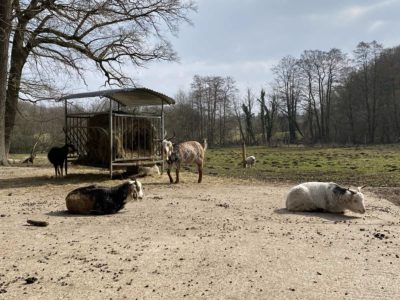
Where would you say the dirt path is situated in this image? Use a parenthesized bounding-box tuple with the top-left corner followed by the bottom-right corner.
(1, 166, 400, 299)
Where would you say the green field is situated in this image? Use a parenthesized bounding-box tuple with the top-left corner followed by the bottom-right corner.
(203, 145, 400, 187)
(8, 145, 400, 187)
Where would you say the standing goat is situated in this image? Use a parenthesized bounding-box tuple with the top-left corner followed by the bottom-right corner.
(162, 134, 207, 184)
(245, 155, 256, 168)
(285, 182, 366, 214)
(47, 144, 76, 178)
(66, 180, 143, 214)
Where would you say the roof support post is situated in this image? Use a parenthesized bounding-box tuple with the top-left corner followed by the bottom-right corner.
(109, 98, 113, 178)
(161, 101, 164, 173)
(64, 99, 68, 175)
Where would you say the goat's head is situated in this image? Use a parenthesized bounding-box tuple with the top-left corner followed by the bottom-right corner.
(346, 187, 366, 214)
(333, 184, 366, 214)
(128, 179, 144, 201)
(161, 131, 175, 159)
(162, 139, 173, 158)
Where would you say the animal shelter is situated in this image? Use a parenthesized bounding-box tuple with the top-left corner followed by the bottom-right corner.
(59, 88, 175, 177)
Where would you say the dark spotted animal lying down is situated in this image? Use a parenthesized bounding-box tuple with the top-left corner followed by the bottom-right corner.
(66, 180, 143, 214)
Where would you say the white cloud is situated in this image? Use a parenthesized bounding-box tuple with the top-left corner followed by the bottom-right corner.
(341, 5, 369, 19)
(368, 20, 385, 32)
(339, 0, 397, 21)
(133, 59, 277, 98)
(66, 0, 400, 100)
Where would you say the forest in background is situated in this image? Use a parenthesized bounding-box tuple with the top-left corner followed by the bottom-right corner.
(10, 41, 400, 153)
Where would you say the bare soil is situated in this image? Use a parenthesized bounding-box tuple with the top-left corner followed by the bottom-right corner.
(1, 166, 400, 299)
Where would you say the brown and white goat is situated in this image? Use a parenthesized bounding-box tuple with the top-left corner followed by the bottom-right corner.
(162, 136, 207, 184)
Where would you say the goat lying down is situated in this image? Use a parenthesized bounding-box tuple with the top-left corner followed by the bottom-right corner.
(285, 182, 366, 214)
(66, 180, 143, 215)
(163, 138, 207, 184)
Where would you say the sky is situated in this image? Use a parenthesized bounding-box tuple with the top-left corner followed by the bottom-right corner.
(81, 0, 400, 100)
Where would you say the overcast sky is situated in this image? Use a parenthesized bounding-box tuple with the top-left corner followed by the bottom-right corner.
(83, 0, 400, 100)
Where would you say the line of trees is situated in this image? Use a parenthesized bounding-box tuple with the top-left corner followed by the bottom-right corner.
(5, 39, 400, 153)
(164, 41, 400, 146)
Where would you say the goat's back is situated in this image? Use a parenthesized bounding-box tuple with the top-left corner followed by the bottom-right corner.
(175, 141, 205, 163)
(47, 145, 68, 165)
(66, 185, 98, 214)
(286, 182, 331, 211)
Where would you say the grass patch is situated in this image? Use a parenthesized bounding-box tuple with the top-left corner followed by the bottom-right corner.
(203, 145, 400, 187)
(8, 146, 400, 187)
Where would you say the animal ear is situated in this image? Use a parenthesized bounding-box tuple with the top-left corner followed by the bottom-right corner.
(333, 185, 347, 195)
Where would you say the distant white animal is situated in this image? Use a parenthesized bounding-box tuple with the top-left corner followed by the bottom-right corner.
(285, 182, 366, 214)
(245, 155, 256, 168)
(138, 165, 160, 177)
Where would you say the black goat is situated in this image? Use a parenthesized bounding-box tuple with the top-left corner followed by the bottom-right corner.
(47, 144, 76, 178)
(65, 180, 144, 215)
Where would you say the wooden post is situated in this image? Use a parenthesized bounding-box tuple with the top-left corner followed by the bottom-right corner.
(242, 141, 246, 168)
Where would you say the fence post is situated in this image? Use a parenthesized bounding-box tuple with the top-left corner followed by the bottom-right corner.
(242, 142, 246, 168)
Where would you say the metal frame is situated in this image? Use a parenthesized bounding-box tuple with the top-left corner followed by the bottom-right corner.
(61, 88, 171, 178)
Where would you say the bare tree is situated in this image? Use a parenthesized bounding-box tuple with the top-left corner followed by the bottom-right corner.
(354, 41, 383, 143)
(298, 49, 346, 142)
(219, 76, 237, 145)
(233, 97, 245, 143)
(272, 56, 302, 144)
(0, 0, 12, 164)
(189, 75, 237, 146)
(241, 88, 256, 145)
(1, 0, 196, 161)
(258, 88, 278, 145)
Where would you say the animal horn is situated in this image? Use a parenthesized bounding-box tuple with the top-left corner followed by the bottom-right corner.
(358, 185, 367, 192)
(166, 131, 176, 141)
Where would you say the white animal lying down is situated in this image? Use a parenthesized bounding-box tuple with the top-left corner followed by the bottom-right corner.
(286, 182, 366, 214)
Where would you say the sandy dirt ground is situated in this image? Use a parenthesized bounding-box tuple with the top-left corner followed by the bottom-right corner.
(1, 165, 400, 299)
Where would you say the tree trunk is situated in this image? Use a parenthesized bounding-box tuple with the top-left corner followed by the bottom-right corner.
(0, 0, 11, 164)
(5, 53, 27, 155)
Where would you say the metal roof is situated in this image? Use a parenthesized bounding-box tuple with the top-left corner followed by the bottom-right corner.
(59, 87, 175, 106)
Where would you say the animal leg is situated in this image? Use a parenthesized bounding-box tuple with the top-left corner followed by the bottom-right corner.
(64, 159, 68, 176)
(175, 168, 180, 184)
(167, 168, 173, 183)
(54, 166, 58, 178)
(197, 164, 203, 183)
(60, 162, 64, 177)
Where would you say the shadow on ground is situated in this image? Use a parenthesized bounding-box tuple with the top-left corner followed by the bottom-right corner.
(45, 210, 128, 218)
(274, 208, 361, 221)
(0, 173, 110, 190)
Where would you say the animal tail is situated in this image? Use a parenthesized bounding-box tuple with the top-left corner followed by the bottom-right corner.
(202, 138, 208, 152)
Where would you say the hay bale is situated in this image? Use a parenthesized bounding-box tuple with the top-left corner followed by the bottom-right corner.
(85, 113, 155, 166)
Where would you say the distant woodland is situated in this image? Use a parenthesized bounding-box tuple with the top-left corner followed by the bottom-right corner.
(11, 41, 400, 153)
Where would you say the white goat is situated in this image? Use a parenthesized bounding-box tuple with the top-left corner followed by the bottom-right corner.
(162, 136, 207, 184)
(245, 155, 256, 168)
(138, 165, 160, 177)
(285, 182, 366, 214)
